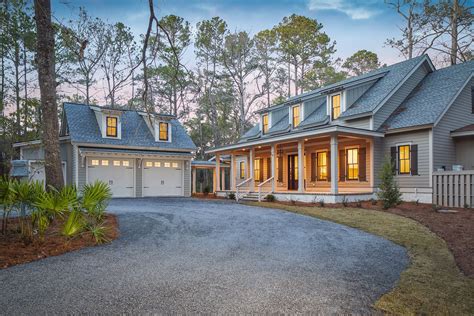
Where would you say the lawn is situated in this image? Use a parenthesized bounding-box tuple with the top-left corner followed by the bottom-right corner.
(246, 202, 474, 315)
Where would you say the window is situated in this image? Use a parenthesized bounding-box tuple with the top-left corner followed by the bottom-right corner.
(254, 159, 261, 181)
(172, 162, 179, 168)
(145, 161, 153, 167)
(106, 116, 118, 137)
(113, 160, 121, 166)
(101, 160, 109, 166)
(154, 162, 161, 167)
(91, 159, 99, 166)
(331, 94, 341, 120)
(239, 161, 245, 179)
(159, 122, 169, 141)
(164, 162, 171, 168)
(262, 114, 269, 134)
(398, 145, 411, 174)
(122, 161, 130, 167)
(346, 148, 358, 180)
(294, 155, 298, 181)
(317, 151, 328, 181)
(292, 106, 300, 127)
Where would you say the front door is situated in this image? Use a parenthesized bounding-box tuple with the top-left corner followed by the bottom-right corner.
(287, 154, 298, 190)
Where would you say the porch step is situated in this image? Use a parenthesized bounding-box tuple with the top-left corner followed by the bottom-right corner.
(238, 192, 268, 201)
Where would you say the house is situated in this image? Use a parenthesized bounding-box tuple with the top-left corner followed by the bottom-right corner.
(207, 55, 474, 204)
(13, 103, 196, 198)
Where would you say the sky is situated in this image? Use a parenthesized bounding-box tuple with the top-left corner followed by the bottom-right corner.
(52, 0, 406, 66)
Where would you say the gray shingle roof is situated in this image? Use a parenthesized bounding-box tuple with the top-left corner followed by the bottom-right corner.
(64, 103, 196, 150)
(381, 61, 474, 131)
(340, 55, 427, 118)
(239, 124, 260, 141)
(267, 114, 290, 134)
(299, 101, 328, 127)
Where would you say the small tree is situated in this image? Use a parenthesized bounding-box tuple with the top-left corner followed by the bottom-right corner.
(377, 157, 402, 209)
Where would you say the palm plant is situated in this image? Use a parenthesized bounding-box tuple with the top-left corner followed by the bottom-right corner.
(62, 209, 85, 238)
(12, 180, 45, 240)
(86, 224, 109, 244)
(0, 177, 17, 234)
(80, 181, 112, 222)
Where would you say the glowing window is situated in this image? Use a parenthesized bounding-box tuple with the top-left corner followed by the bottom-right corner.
(101, 160, 109, 166)
(122, 161, 130, 167)
(164, 162, 171, 168)
(331, 94, 341, 120)
(346, 148, 359, 180)
(106, 116, 118, 137)
(159, 122, 169, 141)
(398, 145, 411, 174)
(113, 160, 120, 166)
(172, 162, 179, 168)
(292, 106, 300, 127)
(91, 159, 99, 166)
(254, 159, 261, 181)
(317, 151, 328, 181)
(294, 155, 298, 181)
(262, 114, 269, 134)
(154, 162, 161, 167)
(145, 161, 153, 167)
(239, 161, 245, 179)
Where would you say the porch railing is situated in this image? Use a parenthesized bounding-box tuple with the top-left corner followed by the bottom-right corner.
(433, 170, 474, 207)
(258, 176, 274, 202)
(236, 177, 252, 202)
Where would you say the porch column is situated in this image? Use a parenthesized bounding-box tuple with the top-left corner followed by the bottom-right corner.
(271, 144, 276, 192)
(215, 153, 221, 192)
(249, 147, 254, 189)
(192, 168, 197, 194)
(221, 168, 226, 191)
(330, 134, 339, 194)
(230, 153, 236, 190)
(298, 140, 305, 193)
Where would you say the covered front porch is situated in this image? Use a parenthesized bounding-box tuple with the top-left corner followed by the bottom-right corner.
(208, 126, 382, 203)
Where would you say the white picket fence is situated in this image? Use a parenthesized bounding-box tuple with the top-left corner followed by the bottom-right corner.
(433, 170, 474, 208)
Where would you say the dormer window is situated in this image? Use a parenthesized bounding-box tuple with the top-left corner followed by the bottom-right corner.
(106, 116, 118, 137)
(292, 105, 300, 127)
(262, 114, 269, 134)
(331, 94, 341, 120)
(159, 122, 169, 141)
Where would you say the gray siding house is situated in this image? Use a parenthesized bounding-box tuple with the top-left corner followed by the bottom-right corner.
(208, 55, 474, 204)
(14, 103, 196, 198)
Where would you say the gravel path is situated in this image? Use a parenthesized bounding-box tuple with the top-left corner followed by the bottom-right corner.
(0, 198, 408, 314)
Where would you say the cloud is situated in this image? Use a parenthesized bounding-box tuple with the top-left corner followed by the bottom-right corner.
(308, 0, 382, 20)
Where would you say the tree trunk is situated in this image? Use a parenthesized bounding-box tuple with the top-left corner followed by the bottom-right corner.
(287, 62, 291, 97)
(14, 43, 21, 137)
(34, 0, 63, 189)
(23, 42, 28, 135)
(407, 8, 413, 59)
(450, 0, 459, 65)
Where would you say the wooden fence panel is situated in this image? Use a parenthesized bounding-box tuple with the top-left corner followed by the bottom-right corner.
(433, 171, 474, 208)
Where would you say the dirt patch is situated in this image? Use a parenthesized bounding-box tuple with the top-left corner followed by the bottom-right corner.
(0, 214, 119, 269)
(273, 199, 474, 278)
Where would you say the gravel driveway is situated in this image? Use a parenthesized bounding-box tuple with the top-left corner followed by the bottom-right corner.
(0, 198, 408, 314)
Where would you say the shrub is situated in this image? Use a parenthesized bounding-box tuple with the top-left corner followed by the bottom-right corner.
(228, 192, 235, 200)
(319, 199, 325, 207)
(377, 157, 402, 209)
(81, 181, 112, 221)
(265, 194, 276, 202)
(86, 224, 109, 244)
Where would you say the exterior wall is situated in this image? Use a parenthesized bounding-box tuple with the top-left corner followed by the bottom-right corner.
(78, 153, 86, 190)
(433, 77, 474, 170)
(383, 129, 431, 189)
(373, 62, 430, 130)
(135, 158, 142, 197)
(339, 117, 371, 129)
(21, 146, 44, 160)
(455, 137, 474, 170)
(303, 96, 325, 119)
(270, 107, 287, 126)
(372, 137, 384, 187)
(183, 159, 192, 197)
(345, 79, 377, 108)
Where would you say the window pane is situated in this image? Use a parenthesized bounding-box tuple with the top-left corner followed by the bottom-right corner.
(346, 148, 359, 180)
(159, 122, 169, 141)
(101, 160, 109, 166)
(113, 160, 120, 166)
(398, 145, 411, 174)
(91, 159, 99, 166)
(106, 117, 117, 137)
(294, 155, 298, 181)
(154, 162, 161, 167)
(317, 151, 328, 180)
(240, 161, 245, 179)
(292, 106, 300, 127)
(254, 159, 260, 181)
(122, 161, 129, 167)
(263, 114, 269, 133)
(172, 162, 178, 168)
(164, 162, 171, 168)
(145, 161, 153, 167)
(332, 95, 341, 119)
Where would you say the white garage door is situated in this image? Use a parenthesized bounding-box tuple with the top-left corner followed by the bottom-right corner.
(142, 159, 183, 197)
(87, 158, 134, 198)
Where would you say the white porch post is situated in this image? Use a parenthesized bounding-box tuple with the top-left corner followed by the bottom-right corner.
(330, 134, 339, 194)
(271, 144, 276, 192)
(192, 168, 197, 194)
(230, 153, 236, 190)
(215, 153, 221, 192)
(298, 140, 304, 193)
(249, 148, 254, 189)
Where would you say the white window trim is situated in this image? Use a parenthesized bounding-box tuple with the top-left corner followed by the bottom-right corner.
(102, 115, 122, 139)
(291, 104, 301, 128)
(327, 92, 344, 121)
(155, 121, 172, 143)
(315, 149, 329, 182)
(344, 145, 360, 182)
(395, 142, 413, 176)
(261, 113, 271, 133)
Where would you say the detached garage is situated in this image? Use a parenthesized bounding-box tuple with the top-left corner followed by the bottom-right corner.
(142, 159, 183, 196)
(87, 158, 135, 198)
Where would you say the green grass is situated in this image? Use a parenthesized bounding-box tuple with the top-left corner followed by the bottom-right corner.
(245, 202, 474, 315)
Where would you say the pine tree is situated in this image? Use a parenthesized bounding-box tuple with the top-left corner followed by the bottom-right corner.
(377, 157, 402, 209)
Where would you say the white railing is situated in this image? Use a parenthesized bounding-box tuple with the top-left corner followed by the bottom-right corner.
(257, 177, 274, 202)
(433, 170, 474, 207)
(236, 177, 252, 202)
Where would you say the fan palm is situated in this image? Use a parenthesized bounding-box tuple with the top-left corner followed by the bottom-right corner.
(0, 177, 17, 234)
(80, 181, 112, 222)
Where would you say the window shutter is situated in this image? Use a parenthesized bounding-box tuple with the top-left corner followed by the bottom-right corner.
(327, 151, 331, 182)
(390, 146, 397, 174)
(311, 153, 316, 181)
(278, 156, 283, 182)
(259, 158, 264, 182)
(411, 144, 418, 175)
(339, 149, 345, 181)
(266, 157, 271, 179)
(359, 147, 367, 181)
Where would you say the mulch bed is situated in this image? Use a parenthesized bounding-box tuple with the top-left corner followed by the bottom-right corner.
(274, 199, 474, 278)
(0, 214, 119, 269)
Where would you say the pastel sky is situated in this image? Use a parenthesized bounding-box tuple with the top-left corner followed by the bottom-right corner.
(53, 0, 406, 65)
